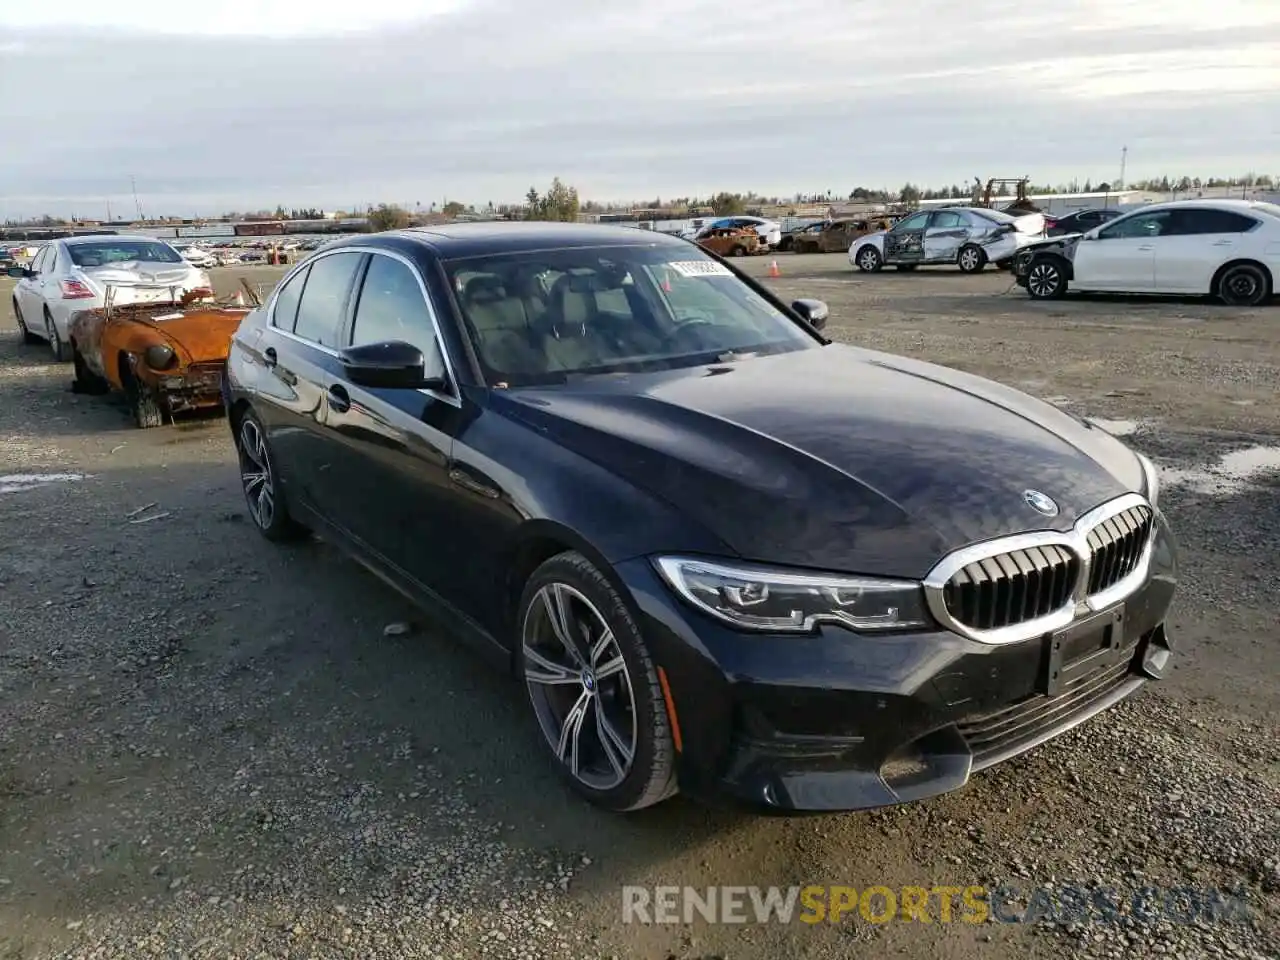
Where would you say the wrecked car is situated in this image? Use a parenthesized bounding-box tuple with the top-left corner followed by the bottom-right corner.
(849, 206, 1046, 273)
(695, 226, 760, 258)
(789, 218, 894, 254)
(67, 286, 257, 428)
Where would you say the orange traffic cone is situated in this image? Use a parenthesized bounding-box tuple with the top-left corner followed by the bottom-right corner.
(661, 270, 672, 293)
(233, 290, 245, 306)
(768, 260, 781, 278)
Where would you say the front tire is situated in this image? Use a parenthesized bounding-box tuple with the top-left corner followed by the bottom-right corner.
(1216, 263, 1271, 306)
(518, 551, 677, 812)
(957, 244, 987, 274)
(854, 246, 882, 272)
(1026, 256, 1069, 300)
(125, 373, 165, 428)
(72, 344, 109, 394)
(44, 309, 69, 361)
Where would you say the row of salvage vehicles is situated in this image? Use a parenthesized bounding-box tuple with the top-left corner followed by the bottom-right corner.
(7, 234, 257, 428)
(828, 199, 1278, 305)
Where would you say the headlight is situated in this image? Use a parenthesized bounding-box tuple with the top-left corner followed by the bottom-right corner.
(1135, 451, 1159, 506)
(653, 556, 931, 634)
(143, 344, 177, 370)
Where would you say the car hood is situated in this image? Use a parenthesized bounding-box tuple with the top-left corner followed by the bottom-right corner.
(498, 345, 1143, 578)
(852, 231, 887, 252)
(128, 308, 247, 363)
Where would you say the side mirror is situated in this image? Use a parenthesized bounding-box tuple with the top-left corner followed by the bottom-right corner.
(339, 339, 448, 391)
(792, 298, 829, 331)
(6, 266, 30, 279)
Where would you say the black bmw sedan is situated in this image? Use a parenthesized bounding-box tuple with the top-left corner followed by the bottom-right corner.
(222, 222, 1177, 814)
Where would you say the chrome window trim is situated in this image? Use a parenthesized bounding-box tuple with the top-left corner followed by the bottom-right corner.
(922, 492, 1154, 646)
(266, 246, 462, 409)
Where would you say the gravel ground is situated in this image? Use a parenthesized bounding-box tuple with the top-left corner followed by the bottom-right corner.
(0, 259, 1276, 960)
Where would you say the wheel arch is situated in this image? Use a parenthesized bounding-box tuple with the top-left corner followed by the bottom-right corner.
(504, 519, 627, 664)
(227, 397, 254, 441)
(1031, 250, 1074, 280)
(1210, 258, 1273, 297)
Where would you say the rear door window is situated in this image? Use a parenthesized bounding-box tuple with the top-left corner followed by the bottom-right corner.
(1171, 209, 1258, 235)
(271, 265, 310, 332)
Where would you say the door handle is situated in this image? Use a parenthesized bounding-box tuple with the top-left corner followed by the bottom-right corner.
(327, 384, 351, 414)
(1137, 245, 1154, 251)
(1211, 239, 1234, 246)
(262, 346, 277, 367)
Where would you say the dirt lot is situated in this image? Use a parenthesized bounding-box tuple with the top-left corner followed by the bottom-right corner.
(1, 256, 1277, 960)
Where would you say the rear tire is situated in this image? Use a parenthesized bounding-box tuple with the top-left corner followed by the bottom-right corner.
(518, 551, 677, 812)
(957, 244, 987, 274)
(1025, 256, 1069, 300)
(1216, 262, 1271, 306)
(44, 309, 69, 361)
(854, 246, 882, 272)
(730, 245, 747, 257)
(14, 299, 40, 345)
(236, 409, 308, 541)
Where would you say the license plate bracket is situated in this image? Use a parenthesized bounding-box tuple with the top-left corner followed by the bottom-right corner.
(1040, 605, 1127, 696)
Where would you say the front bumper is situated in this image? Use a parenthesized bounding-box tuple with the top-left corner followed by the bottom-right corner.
(154, 362, 226, 413)
(617, 513, 1178, 813)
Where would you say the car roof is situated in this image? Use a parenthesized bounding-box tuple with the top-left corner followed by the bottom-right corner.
(320, 221, 695, 260)
(1116, 198, 1266, 215)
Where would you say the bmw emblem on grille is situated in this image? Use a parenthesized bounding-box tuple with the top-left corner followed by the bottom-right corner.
(1023, 489, 1059, 517)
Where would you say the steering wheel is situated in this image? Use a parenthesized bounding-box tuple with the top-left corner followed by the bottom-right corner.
(661, 315, 718, 349)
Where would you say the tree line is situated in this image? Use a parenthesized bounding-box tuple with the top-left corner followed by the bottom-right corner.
(8, 172, 1277, 229)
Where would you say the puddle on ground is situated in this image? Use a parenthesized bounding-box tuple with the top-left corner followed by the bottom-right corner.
(0, 473, 88, 495)
(1085, 417, 1144, 436)
(1160, 445, 1280, 496)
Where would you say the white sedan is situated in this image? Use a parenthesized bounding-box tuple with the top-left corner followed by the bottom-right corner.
(849, 206, 1046, 273)
(1014, 199, 1280, 306)
(7, 236, 213, 360)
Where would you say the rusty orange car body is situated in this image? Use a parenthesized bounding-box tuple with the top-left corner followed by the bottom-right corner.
(696, 226, 760, 258)
(68, 297, 252, 428)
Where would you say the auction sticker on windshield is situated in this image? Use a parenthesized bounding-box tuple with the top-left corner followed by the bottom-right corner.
(668, 260, 733, 278)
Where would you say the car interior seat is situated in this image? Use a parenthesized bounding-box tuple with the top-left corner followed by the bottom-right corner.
(462, 274, 542, 375)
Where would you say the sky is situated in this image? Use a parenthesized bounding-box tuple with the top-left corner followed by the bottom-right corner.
(1, 0, 1279, 219)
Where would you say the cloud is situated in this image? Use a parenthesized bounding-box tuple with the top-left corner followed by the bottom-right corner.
(2, 0, 1278, 217)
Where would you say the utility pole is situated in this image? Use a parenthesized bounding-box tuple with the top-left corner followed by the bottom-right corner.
(131, 176, 143, 221)
(106, 199, 112, 222)
(1119, 146, 1128, 190)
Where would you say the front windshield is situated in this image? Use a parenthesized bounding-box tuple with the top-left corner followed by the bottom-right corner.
(443, 245, 820, 386)
(68, 241, 184, 267)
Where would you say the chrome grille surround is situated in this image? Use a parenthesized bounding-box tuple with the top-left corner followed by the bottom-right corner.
(922, 493, 1156, 645)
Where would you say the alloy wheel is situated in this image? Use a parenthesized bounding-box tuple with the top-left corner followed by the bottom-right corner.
(238, 417, 276, 529)
(522, 582, 638, 791)
(1028, 262, 1062, 298)
(857, 248, 880, 271)
(959, 247, 982, 272)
